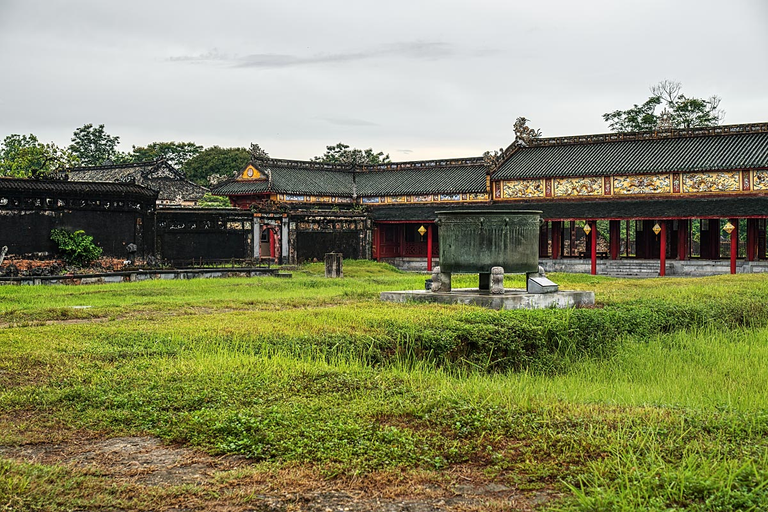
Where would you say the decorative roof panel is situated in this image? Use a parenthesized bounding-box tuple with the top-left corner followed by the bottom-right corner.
(492, 131, 768, 180)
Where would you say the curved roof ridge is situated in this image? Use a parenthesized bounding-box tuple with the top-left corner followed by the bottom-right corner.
(361, 156, 484, 172)
(527, 122, 768, 148)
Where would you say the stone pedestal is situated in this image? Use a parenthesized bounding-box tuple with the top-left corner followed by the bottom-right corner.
(490, 266, 504, 294)
(430, 266, 451, 292)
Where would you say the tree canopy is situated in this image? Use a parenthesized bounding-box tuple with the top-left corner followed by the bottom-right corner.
(182, 146, 251, 186)
(603, 80, 725, 132)
(68, 124, 126, 166)
(0, 134, 75, 178)
(130, 141, 203, 168)
(312, 143, 390, 166)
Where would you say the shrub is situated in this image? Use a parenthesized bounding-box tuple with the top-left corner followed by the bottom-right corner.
(50, 228, 103, 267)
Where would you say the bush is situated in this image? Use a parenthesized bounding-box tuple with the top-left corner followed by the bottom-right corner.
(50, 228, 103, 267)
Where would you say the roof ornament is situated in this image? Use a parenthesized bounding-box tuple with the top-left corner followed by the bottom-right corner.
(656, 108, 674, 131)
(513, 117, 542, 147)
(482, 149, 503, 169)
(249, 143, 270, 162)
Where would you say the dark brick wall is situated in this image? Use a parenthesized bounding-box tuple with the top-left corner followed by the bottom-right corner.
(155, 209, 253, 264)
(296, 231, 362, 262)
(0, 180, 156, 258)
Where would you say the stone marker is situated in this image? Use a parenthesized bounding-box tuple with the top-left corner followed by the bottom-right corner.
(325, 252, 343, 278)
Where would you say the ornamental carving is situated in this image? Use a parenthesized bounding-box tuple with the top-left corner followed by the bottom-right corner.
(502, 179, 544, 199)
(682, 171, 740, 193)
(554, 177, 603, 196)
(613, 174, 671, 195)
(752, 171, 768, 190)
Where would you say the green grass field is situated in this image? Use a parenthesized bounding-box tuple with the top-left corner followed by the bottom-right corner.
(2, 261, 768, 510)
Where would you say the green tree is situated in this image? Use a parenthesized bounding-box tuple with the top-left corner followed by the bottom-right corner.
(198, 192, 231, 208)
(603, 80, 724, 132)
(312, 143, 390, 165)
(130, 141, 203, 168)
(50, 228, 103, 267)
(0, 134, 75, 178)
(182, 146, 251, 186)
(68, 124, 127, 166)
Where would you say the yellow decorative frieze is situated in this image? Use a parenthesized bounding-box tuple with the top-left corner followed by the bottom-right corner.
(501, 179, 545, 199)
(613, 174, 671, 195)
(554, 177, 603, 196)
(277, 194, 352, 203)
(752, 170, 768, 190)
(682, 171, 740, 193)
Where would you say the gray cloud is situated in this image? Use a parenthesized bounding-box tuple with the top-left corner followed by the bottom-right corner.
(1, 0, 766, 161)
(167, 48, 231, 63)
(168, 41, 457, 69)
(397, 149, 413, 154)
(235, 42, 455, 69)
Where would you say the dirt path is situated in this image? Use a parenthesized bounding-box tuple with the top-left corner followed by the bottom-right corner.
(0, 436, 556, 511)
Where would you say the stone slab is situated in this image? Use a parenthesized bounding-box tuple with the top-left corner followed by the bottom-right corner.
(380, 288, 594, 310)
(0, 268, 291, 286)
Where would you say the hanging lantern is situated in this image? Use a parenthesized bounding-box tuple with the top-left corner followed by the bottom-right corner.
(723, 221, 735, 234)
(652, 223, 662, 235)
(583, 223, 592, 235)
(418, 225, 427, 237)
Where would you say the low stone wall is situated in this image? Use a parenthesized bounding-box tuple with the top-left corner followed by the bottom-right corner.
(541, 258, 768, 276)
(380, 257, 439, 271)
(0, 268, 291, 286)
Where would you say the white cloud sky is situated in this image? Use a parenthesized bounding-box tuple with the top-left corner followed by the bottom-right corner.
(1, 0, 766, 161)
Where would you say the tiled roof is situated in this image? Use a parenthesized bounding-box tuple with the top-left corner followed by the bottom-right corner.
(0, 177, 158, 200)
(269, 161, 355, 196)
(357, 159, 486, 196)
(211, 180, 272, 196)
(65, 160, 208, 202)
(212, 157, 486, 197)
(492, 128, 768, 180)
(370, 195, 768, 221)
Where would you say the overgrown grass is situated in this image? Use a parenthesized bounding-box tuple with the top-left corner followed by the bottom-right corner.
(2, 260, 768, 510)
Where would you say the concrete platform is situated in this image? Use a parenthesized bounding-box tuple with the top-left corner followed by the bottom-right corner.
(380, 288, 595, 310)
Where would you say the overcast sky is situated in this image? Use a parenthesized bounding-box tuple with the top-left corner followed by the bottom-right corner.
(1, 0, 766, 161)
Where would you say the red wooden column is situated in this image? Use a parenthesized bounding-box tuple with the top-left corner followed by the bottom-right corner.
(590, 220, 597, 276)
(426, 224, 433, 271)
(730, 218, 738, 274)
(677, 219, 689, 260)
(268, 229, 276, 259)
(551, 221, 562, 259)
(659, 221, 667, 277)
(747, 218, 757, 262)
(609, 220, 620, 260)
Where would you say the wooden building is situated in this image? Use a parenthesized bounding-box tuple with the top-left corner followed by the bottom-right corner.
(213, 123, 768, 275)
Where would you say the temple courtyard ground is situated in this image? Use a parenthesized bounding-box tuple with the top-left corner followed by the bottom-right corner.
(2, 262, 768, 511)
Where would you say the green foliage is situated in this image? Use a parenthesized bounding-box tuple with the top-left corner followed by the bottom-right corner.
(0, 134, 75, 178)
(4, 268, 768, 509)
(602, 96, 663, 132)
(49, 228, 103, 267)
(603, 80, 724, 132)
(130, 141, 203, 169)
(197, 192, 231, 208)
(68, 123, 127, 166)
(182, 146, 251, 186)
(312, 142, 390, 166)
